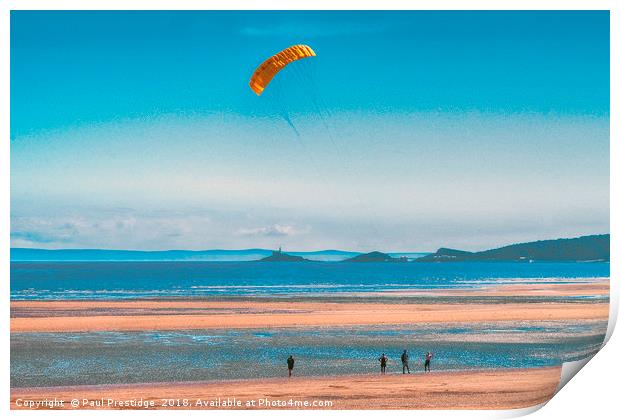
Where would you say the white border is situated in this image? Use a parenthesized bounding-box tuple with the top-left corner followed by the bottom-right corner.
(2, 2, 616, 420)
(0, 0, 617, 10)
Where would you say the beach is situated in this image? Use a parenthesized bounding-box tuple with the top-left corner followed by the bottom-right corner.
(10, 275, 609, 409)
(11, 281, 609, 333)
(11, 366, 561, 410)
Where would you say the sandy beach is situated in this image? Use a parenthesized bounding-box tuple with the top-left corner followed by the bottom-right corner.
(10, 280, 605, 410)
(10, 298, 609, 333)
(11, 366, 561, 410)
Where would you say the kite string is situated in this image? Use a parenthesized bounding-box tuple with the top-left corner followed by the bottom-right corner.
(268, 76, 302, 137)
(291, 60, 381, 248)
(293, 61, 384, 249)
(266, 67, 337, 200)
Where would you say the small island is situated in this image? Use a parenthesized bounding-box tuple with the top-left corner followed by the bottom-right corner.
(259, 247, 308, 262)
(343, 251, 406, 263)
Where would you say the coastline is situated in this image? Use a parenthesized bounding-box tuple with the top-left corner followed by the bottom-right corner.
(11, 280, 606, 408)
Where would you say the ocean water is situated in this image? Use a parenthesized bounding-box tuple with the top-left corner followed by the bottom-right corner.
(10, 261, 610, 300)
(11, 322, 607, 387)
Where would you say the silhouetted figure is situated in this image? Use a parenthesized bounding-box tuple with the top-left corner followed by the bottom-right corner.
(379, 353, 388, 374)
(287, 355, 295, 377)
(401, 350, 410, 374)
(424, 352, 433, 372)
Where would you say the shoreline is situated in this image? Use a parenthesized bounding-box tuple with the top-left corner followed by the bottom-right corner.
(11, 366, 562, 410)
(10, 278, 609, 301)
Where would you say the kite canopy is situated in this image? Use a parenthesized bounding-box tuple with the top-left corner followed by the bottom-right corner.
(249, 44, 316, 96)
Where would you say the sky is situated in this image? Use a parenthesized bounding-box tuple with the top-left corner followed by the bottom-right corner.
(10, 11, 610, 252)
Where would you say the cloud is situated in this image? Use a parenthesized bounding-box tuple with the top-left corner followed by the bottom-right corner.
(10, 211, 203, 250)
(236, 224, 309, 237)
(11, 231, 64, 245)
(10, 207, 320, 250)
(10, 217, 84, 246)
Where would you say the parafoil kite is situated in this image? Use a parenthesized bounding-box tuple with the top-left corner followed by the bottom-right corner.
(249, 45, 316, 95)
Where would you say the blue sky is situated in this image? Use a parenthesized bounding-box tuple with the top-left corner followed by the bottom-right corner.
(10, 11, 610, 251)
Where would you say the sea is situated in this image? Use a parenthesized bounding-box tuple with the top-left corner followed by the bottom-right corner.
(10, 261, 610, 300)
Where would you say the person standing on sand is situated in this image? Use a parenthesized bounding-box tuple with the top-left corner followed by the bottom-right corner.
(379, 353, 388, 374)
(401, 350, 410, 374)
(287, 355, 295, 377)
(424, 352, 433, 372)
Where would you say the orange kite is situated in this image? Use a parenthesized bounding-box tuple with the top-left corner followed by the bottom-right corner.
(249, 45, 316, 95)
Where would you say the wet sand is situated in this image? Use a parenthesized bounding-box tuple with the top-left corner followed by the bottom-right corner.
(377, 280, 609, 297)
(11, 281, 609, 332)
(10, 298, 609, 333)
(10, 366, 561, 410)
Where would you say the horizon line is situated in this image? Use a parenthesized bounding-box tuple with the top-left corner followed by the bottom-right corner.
(9, 232, 610, 256)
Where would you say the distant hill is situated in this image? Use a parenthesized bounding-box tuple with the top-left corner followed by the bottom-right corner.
(259, 249, 308, 262)
(415, 234, 610, 262)
(10, 248, 274, 262)
(10, 248, 355, 262)
(289, 250, 360, 261)
(10, 248, 424, 262)
(343, 251, 402, 263)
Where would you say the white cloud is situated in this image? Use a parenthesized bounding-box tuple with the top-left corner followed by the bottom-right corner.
(236, 224, 309, 237)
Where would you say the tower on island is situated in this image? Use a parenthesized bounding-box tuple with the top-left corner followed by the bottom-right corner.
(259, 246, 306, 262)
